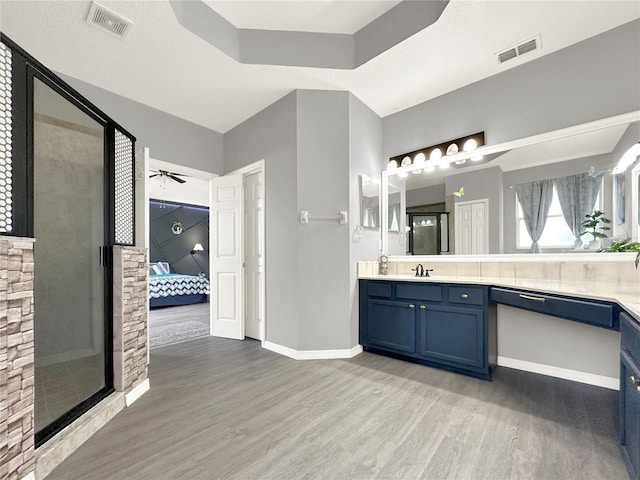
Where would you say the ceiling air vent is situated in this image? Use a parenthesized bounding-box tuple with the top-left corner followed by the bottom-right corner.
(496, 35, 541, 64)
(86, 1, 133, 39)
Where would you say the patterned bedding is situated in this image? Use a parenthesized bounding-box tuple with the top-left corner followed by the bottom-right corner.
(149, 274, 210, 299)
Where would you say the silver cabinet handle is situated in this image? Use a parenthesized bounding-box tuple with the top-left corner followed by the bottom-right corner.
(519, 294, 546, 303)
(460, 293, 469, 299)
(419, 305, 426, 310)
(408, 304, 415, 309)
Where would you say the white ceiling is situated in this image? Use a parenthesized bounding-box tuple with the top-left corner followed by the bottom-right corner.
(0, 1, 639, 133)
(204, 0, 401, 34)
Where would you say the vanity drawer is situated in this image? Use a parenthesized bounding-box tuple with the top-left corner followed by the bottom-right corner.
(448, 286, 485, 306)
(396, 283, 442, 302)
(490, 287, 614, 328)
(368, 282, 392, 299)
(621, 312, 640, 364)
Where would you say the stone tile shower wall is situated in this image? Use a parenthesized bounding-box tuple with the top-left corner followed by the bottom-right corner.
(113, 246, 148, 394)
(0, 237, 35, 480)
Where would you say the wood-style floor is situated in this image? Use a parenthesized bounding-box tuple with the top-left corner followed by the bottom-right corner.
(149, 303, 209, 348)
(46, 336, 627, 480)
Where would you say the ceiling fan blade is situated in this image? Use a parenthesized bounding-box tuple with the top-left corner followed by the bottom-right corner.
(168, 174, 186, 183)
(149, 174, 161, 178)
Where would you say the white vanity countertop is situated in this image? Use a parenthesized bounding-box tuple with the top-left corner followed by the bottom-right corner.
(358, 273, 640, 322)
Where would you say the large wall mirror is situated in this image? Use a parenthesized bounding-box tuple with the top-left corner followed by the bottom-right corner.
(360, 174, 400, 231)
(381, 111, 640, 256)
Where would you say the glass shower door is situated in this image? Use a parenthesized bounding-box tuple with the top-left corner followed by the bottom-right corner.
(32, 77, 110, 443)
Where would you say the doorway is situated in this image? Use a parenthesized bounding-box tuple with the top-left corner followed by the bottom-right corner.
(145, 157, 213, 348)
(142, 157, 265, 348)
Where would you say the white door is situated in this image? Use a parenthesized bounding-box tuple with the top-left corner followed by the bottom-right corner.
(210, 174, 244, 340)
(472, 202, 488, 254)
(244, 172, 264, 340)
(455, 199, 488, 254)
(455, 204, 472, 254)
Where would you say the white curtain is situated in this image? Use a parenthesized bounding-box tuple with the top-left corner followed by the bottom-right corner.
(515, 179, 554, 253)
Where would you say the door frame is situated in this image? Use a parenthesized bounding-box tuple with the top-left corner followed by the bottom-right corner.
(142, 157, 266, 345)
(227, 160, 266, 343)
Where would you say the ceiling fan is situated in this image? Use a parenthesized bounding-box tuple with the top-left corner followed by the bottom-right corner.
(149, 169, 187, 184)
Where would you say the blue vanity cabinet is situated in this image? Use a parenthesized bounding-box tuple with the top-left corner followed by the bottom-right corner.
(621, 311, 640, 480)
(359, 280, 493, 380)
(418, 304, 485, 370)
(366, 299, 417, 354)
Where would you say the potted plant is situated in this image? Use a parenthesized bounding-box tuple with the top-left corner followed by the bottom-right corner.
(581, 210, 611, 249)
(599, 238, 640, 269)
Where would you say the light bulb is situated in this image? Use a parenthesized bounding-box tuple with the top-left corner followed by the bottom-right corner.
(414, 152, 426, 165)
(430, 148, 442, 161)
(463, 138, 478, 152)
(439, 162, 450, 170)
(387, 159, 398, 171)
(401, 156, 412, 167)
(398, 171, 408, 178)
(471, 154, 484, 162)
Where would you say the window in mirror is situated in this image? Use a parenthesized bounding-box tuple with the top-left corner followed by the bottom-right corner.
(360, 174, 380, 229)
(517, 186, 602, 249)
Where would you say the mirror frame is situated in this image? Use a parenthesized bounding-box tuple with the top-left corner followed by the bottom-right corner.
(381, 110, 640, 256)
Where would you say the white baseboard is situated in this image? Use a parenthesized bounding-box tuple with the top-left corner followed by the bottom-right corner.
(497, 356, 619, 390)
(21, 472, 35, 480)
(125, 378, 150, 406)
(263, 341, 363, 360)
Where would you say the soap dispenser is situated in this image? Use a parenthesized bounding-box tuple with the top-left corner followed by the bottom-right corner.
(379, 254, 389, 275)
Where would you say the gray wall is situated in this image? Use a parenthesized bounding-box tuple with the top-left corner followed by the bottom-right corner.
(224, 89, 383, 352)
(58, 74, 224, 174)
(348, 93, 383, 347)
(297, 90, 351, 350)
(406, 184, 446, 208)
(382, 19, 640, 169)
(224, 92, 299, 349)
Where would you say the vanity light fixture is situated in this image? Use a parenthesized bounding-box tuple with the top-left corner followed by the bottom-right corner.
(387, 132, 485, 173)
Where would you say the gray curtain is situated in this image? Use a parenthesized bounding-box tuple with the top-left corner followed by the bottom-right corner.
(554, 173, 602, 248)
(515, 180, 554, 253)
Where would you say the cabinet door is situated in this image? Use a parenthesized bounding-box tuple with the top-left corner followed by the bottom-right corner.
(418, 305, 484, 369)
(366, 299, 416, 354)
(621, 351, 640, 480)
